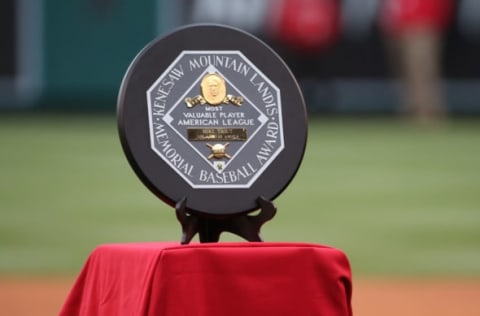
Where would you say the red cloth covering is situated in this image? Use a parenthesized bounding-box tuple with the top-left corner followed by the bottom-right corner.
(380, 0, 455, 36)
(60, 242, 352, 316)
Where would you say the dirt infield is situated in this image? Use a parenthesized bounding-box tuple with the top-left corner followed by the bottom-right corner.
(1, 277, 479, 315)
(353, 278, 480, 316)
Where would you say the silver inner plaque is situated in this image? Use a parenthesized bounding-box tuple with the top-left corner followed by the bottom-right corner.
(146, 51, 284, 189)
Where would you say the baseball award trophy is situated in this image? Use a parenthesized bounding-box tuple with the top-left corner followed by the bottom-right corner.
(117, 24, 307, 244)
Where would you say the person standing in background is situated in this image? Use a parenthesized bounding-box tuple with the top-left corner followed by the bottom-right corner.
(380, 0, 455, 123)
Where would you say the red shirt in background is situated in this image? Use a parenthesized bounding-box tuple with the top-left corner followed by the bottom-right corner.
(381, 0, 455, 36)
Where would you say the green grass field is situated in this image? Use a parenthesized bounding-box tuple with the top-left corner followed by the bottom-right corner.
(1, 114, 479, 276)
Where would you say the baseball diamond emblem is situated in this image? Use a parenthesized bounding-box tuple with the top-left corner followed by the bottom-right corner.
(146, 51, 284, 189)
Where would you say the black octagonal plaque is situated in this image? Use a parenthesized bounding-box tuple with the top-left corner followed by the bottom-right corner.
(118, 24, 307, 219)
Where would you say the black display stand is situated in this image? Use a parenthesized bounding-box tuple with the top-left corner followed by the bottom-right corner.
(176, 197, 277, 244)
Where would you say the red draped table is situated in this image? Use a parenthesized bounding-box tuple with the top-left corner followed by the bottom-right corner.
(60, 242, 352, 316)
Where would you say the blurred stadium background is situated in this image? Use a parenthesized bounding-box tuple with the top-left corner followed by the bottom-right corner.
(2, 0, 480, 114)
(1, 0, 480, 315)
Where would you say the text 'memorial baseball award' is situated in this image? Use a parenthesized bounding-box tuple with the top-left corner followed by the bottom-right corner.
(118, 25, 307, 244)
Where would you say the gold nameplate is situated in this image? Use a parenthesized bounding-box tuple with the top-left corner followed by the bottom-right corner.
(188, 128, 248, 141)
